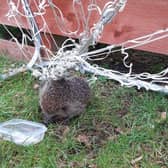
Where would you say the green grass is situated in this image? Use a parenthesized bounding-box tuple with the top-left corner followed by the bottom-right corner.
(0, 55, 168, 168)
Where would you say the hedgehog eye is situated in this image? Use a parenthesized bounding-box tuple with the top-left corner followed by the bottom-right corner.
(61, 106, 67, 111)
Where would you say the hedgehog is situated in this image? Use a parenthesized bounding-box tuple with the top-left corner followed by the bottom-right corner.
(39, 77, 91, 124)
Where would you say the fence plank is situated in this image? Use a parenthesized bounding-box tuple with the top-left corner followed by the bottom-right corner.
(0, 0, 168, 55)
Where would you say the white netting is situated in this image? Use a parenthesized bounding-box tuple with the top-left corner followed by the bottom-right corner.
(1, 0, 168, 93)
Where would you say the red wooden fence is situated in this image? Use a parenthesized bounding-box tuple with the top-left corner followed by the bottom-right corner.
(0, 0, 168, 61)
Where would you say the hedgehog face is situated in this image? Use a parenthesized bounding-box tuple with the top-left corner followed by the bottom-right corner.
(42, 107, 68, 124)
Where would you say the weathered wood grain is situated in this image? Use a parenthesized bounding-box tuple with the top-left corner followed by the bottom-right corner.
(0, 0, 168, 55)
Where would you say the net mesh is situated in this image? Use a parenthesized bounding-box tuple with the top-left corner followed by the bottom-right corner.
(1, 0, 168, 93)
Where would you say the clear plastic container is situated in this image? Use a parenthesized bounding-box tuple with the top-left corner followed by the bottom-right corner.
(0, 119, 47, 145)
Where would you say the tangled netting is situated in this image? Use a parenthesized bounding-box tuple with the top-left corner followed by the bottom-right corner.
(1, 0, 168, 93)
